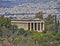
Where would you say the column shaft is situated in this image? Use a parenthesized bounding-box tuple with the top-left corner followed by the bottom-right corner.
(30, 23, 31, 31)
(40, 22, 41, 31)
(33, 23, 35, 31)
(43, 23, 44, 30)
(37, 23, 38, 31)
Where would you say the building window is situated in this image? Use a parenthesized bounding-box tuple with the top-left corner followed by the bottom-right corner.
(28, 23, 30, 30)
(31, 23, 33, 30)
(35, 23, 37, 30)
(38, 23, 40, 30)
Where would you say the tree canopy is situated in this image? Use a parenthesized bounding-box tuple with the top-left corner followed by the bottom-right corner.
(0, 15, 60, 46)
(35, 11, 43, 19)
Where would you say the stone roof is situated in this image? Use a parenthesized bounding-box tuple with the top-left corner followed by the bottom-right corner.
(11, 18, 43, 21)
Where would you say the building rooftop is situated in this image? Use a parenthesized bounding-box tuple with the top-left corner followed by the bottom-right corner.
(11, 18, 44, 21)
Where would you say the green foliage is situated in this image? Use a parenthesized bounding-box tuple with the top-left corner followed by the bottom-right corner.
(44, 14, 58, 33)
(55, 31, 60, 40)
(0, 16, 12, 37)
(0, 16, 11, 28)
(11, 25, 18, 33)
(35, 11, 43, 19)
(30, 31, 42, 40)
(0, 15, 60, 46)
(11, 35, 21, 44)
(18, 28, 25, 35)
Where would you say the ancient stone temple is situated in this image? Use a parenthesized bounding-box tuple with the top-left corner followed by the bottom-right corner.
(11, 18, 44, 32)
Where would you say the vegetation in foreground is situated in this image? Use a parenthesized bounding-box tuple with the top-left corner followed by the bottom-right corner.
(0, 12, 60, 46)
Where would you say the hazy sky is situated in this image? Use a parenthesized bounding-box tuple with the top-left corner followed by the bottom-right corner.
(1, 0, 57, 1)
(0, 0, 58, 8)
(0, 0, 57, 3)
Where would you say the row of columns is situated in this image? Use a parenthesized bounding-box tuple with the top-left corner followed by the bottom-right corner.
(28, 22, 44, 32)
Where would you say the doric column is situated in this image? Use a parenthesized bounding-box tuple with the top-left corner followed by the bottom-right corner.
(43, 23, 44, 30)
(33, 23, 35, 31)
(40, 22, 41, 31)
(37, 23, 38, 31)
(30, 23, 31, 31)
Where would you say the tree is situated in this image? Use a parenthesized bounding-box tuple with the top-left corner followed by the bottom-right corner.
(35, 11, 43, 19)
(0, 16, 12, 37)
(44, 14, 55, 32)
(17, 28, 25, 35)
(0, 16, 11, 28)
(11, 25, 18, 33)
